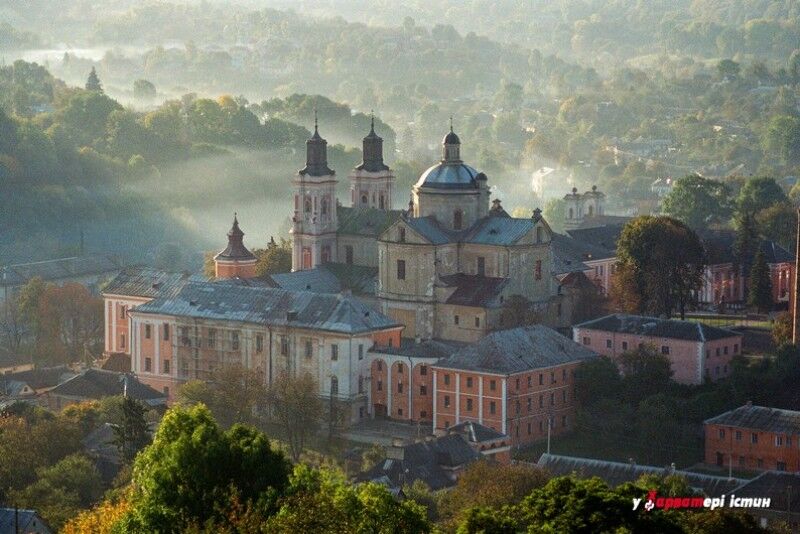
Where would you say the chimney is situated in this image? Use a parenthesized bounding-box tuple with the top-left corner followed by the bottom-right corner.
(794, 208, 800, 345)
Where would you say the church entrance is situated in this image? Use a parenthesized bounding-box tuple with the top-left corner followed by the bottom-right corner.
(302, 247, 312, 269)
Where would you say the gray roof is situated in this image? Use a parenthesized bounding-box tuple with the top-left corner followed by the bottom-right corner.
(267, 263, 378, 296)
(415, 161, 481, 190)
(551, 234, 615, 275)
(403, 216, 452, 245)
(1, 255, 121, 287)
(102, 266, 199, 298)
(370, 338, 465, 359)
(462, 216, 535, 246)
(438, 273, 508, 307)
(567, 225, 623, 254)
(48, 369, 165, 403)
(576, 314, 740, 342)
(0, 508, 52, 534)
(337, 206, 403, 237)
(132, 281, 401, 335)
(537, 454, 743, 497)
(448, 421, 507, 443)
(435, 325, 597, 375)
(732, 472, 800, 511)
(357, 434, 480, 490)
(0, 366, 73, 390)
(704, 404, 800, 434)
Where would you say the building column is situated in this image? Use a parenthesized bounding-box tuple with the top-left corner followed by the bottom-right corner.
(387, 361, 392, 416)
(432, 370, 438, 429)
(111, 301, 117, 352)
(455, 372, 460, 424)
(478, 376, 484, 424)
(501, 378, 507, 435)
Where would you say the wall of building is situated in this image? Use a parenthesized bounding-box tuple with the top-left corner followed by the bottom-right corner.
(368, 352, 437, 422)
(432, 362, 581, 447)
(573, 327, 741, 385)
(705, 423, 800, 472)
(215, 259, 257, 279)
(104, 294, 151, 355)
(336, 234, 379, 268)
(434, 303, 488, 343)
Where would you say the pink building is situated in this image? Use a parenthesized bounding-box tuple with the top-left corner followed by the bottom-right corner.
(573, 314, 743, 385)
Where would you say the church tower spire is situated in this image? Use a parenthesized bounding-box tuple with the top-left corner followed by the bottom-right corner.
(349, 111, 395, 210)
(290, 116, 338, 271)
(214, 213, 258, 279)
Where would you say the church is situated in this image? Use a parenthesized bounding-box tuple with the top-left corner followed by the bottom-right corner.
(289, 118, 573, 342)
(100, 118, 605, 445)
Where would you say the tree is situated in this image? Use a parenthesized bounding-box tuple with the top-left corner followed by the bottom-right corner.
(542, 198, 566, 233)
(612, 216, 705, 319)
(574, 356, 622, 406)
(662, 174, 731, 229)
(111, 396, 150, 464)
(265, 372, 322, 462)
(177, 364, 267, 428)
(263, 465, 429, 533)
(717, 59, 740, 79)
(254, 237, 292, 276)
(734, 211, 761, 269)
(736, 176, 788, 217)
(765, 115, 800, 165)
(117, 404, 290, 532)
(772, 311, 792, 346)
(756, 202, 796, 253)
(85, 67, 103, 92)
(133, 79, 156, 101)
(747, 248, 773, 312)
(36, 283, 104, 364)
(63, 493, 131, 534)
(618, 345, 674, 403)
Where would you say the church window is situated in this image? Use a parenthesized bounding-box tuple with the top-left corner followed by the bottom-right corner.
(345, 246, 353, 265)
(361, 194, 368, 205)
(321, 245, 331, 263)
(453, 210, 463, 230)
(302, 248, 312, 269)
(256, 335, 263, 353)
(331, 344, 339, 361)
(397, 260, 406, 280)
(399, 228, 406, 242)
(295, 195, 299, 210)
(588, 205, 594, 216)
(477, 257, 485, 276)
(535, 260, 542, 280)
(475, 317, 480, 327)
(305, 339, 313, 358)
(321, 197, 328, 215)
(379, 195, 385, 209)
(568, 207, 573, 219)
(145, 324, 151, 339)
(454, 315, 460, 325)
(304, 197, 312, 213)
(536, 227, 543, 243)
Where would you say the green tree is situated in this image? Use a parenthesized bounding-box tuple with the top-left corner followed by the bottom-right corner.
(263, 465, 429, 533)
(747, 247, 773, 312)
(612, 216, 705, 319)
(765, 115, 800, 165)
(85, 67, 103, 93)
(111, 396, 150, 464)
(662, 174, 731, 229)
(717, 59, 740, 79)
(133, 79, 156, 100)
(618, 345, 674, 404)
(736, 176, 788, 217)
(118, 404, 290, 532)
(265, 372, 322, 462)
(574, 356, 622, 406)
(177, 364, 267, 428)
(756, 202, 796, 253)
(772, 311, 792, 346)
(542, 198, 566, 233)
(254, 237, 292, 276)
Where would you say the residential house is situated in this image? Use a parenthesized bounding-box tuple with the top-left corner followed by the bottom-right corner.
(44, 368, 166, 411)
(0, 508, 53, 534)
(574, 314, 742, 384)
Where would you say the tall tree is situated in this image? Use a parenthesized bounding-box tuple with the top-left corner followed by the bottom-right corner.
(177, 364, 266, 428)
(265, 372, 322, 462)
(736, 176, 787, 217)
(612, 216, 705, 319)
(85, 67, 103, 93)
(111, 396, 150, 464)
(747, 247, 773, 312)
(254, 237, 292, 276)
(662, 174, 731, 229)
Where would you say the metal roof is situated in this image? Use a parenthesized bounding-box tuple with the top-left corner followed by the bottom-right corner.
(415, 162, 479, 190)
(448, 421, 507, 443)
(438, 273, 508, 307)
(0, 508, 53, 534)
(434, 325, 597, 374)
(49, 369, 165, 403)
(370, 337, 465, 358)
(538, 454, 743, 497)
(731, 472, 800, 511)
(550, 233, 615, 272)
(337, 206, 403, 237)
(1, 255, 122, 287)
(463, 216, 535, 246)
(705, 404, 800, 434)
(102, 266, 199, 298)
(575, 314, 739, 342)
(403, 216, 453, 245)
(132, 281, 401, 335)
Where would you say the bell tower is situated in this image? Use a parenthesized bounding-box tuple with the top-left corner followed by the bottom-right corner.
(290, 114, 338, 271)
(350, 113, 394, 210)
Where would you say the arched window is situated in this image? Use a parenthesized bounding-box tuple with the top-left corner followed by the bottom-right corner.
(361, 194, 368, 205)
(321, 245, 331, 263)
(588, 205, 594, 216)
(304, 197, 312, 213)
(321, 197, 328, 215)
(568, 207, 573, 219)
(330, 376, 338, 396)
(379, 194, 385, 210)
(453, 210, 463, 230)
(399, 228, 406, 242)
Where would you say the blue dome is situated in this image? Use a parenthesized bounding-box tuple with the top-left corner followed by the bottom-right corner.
(415, 162, 479, 190)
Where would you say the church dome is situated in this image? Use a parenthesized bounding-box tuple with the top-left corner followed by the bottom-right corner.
(443, 130, 460, 145)
(415, 161, 479, 190)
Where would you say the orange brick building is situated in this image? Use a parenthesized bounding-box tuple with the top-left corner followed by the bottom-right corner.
(429, 325, 597, 447)
(704, 403, 800, 473)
